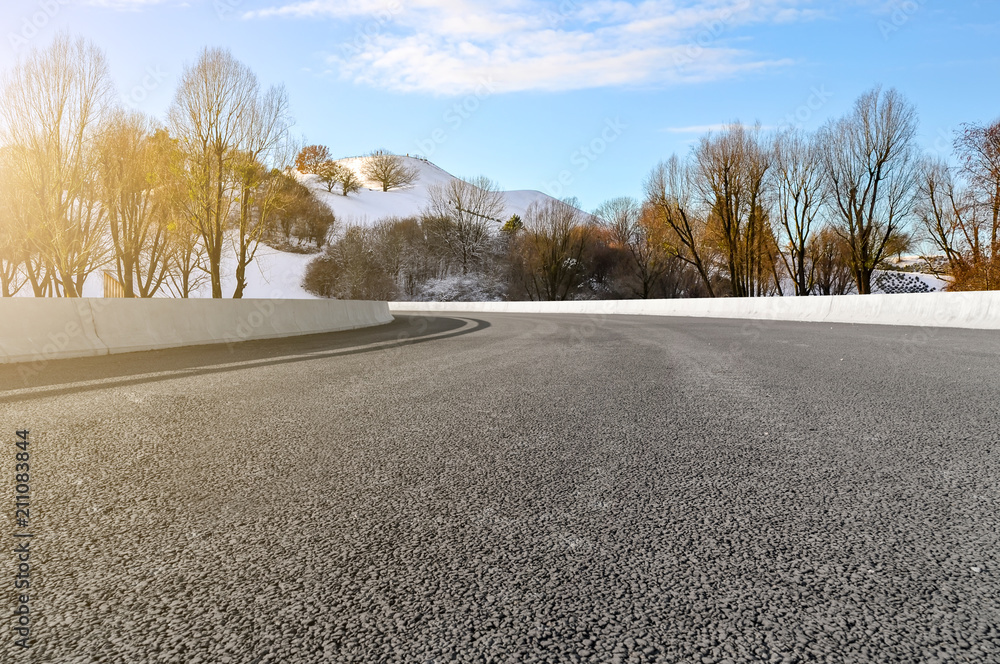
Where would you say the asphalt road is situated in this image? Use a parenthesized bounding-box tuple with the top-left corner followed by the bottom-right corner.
(2, 312, 999, 664)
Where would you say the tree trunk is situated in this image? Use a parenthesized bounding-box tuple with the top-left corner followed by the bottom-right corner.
(209, 241, 223, 298)
(123, 250, 136, 298)
(234, 260, 246, 299)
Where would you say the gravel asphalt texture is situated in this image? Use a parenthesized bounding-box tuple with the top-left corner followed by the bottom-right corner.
(1, 312, 999, 664)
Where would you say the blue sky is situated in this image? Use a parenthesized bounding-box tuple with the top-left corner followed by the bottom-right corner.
(1, 0, 998, 211)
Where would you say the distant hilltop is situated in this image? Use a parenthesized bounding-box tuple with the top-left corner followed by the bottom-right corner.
(296, 154, 580, 227)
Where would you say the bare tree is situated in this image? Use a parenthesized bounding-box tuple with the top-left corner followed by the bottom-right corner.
(515, 199, 592, 301)
(810, 225, 855, 295)
(3, 164, 57, 296)
(315, 160, 362, 196)
(362, 150, 419, 192)
(94, 112, 178, 297)
(918, 120, 1000, 291)
(391, 217, 442, 298)
(169, 47, 258, 298)
(316, 160, 343, 193)
(596, 196, 675, 298)
(165, 215, 208, 298)
(230, 84, 293, 298)
(771, 129, 827, 295)
(168, 49, 292, 298)
(316, 161, 361, 196)
(0, 234, 25, 297)
(917, 158, 967, 274)
(958, 121, 1000, 225)
(338, 164, 362, 196)
(695, 123, 773, 297)
(644, 156, 716, 297)
(424, 175, 506, 274)
(0, 149, 29, 296)
(819, 87, 919, 294)
(0, 35, 115, 297)
(952, 120, 1000, 289)
(0, 150, 59, 297)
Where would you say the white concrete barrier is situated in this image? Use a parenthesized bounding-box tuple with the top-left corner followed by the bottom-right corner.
(389, 292, 1000, 330)
(0, 298, 108, 364)
(0, 299, 393, 364)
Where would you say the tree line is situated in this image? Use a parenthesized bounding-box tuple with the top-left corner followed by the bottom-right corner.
(304, 87, 1000, 301)
(0, 35, 340, 298)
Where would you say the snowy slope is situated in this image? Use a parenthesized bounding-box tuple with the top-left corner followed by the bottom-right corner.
(304, 156, 571, 226)
(214, 243, 318, 299)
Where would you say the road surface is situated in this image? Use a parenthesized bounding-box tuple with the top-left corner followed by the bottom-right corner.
(1, 312, 998, 663)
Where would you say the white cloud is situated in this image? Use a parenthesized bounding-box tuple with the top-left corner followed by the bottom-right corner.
(83, 0, 182, 7)
(243, 0, 398, 19)
(246, 0, 818, 94)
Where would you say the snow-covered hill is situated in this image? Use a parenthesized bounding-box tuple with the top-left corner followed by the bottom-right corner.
(302, 155, 569, 226)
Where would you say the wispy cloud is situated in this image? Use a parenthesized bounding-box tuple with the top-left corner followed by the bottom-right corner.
(244, 0, 816, 95)
(82, 0, 187, 8)
(243, 0, 398, 19)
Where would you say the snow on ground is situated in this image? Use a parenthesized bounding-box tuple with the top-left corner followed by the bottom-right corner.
(213, 243, 318, 299)
(306, 155, 570, 227)
(80, 234, 320, 299)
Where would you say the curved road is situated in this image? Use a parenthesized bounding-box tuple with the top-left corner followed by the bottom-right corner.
(2, 313, 999, 663)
